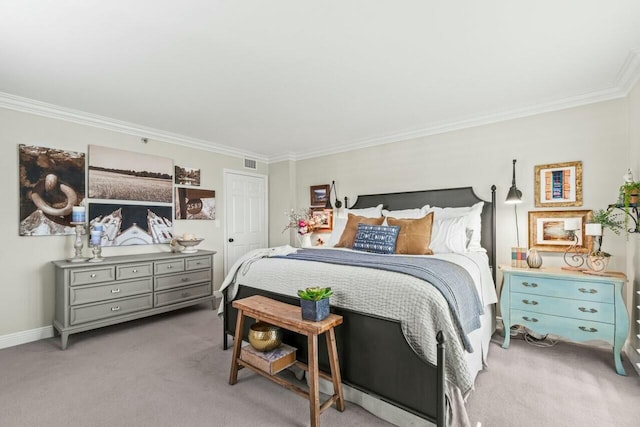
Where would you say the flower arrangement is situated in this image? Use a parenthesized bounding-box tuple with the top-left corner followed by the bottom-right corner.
(283, 208, 325, 235)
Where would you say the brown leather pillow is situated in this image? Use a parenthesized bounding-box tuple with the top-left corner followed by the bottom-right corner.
(386, 213, 434, 255)
(334, 214, 384, 248)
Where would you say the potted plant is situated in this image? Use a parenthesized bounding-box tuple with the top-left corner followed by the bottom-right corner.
(619, 179, 640, 232)
(297, 287, 333, 321)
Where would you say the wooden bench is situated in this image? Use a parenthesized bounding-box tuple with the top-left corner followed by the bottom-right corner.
(228, 295, 345, 427)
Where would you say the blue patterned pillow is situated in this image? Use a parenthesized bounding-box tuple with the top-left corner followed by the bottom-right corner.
(352, 224, 400, 254)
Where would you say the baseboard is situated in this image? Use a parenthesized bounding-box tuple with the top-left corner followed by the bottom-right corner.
(624, 341, 640, 376)
(0, 325, 54, 350)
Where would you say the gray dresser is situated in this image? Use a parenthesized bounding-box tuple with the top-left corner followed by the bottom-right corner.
(52, 250, 216, 349)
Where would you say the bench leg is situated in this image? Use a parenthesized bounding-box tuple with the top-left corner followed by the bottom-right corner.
(325, 328, 345, 412)
(228, 309, 245, 385)
(308, 334, 320, 427)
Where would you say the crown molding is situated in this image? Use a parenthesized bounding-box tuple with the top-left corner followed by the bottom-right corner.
(0, 92, 268, 163)
(616, 48, 640, 95)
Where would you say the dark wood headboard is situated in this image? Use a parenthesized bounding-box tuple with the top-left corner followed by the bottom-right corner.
(347, 185, 497, 284)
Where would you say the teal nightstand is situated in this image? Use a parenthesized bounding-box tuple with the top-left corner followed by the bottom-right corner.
(500, 266, 629, 375)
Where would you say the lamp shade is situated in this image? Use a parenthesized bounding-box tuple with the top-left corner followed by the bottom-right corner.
(505, 159, 522, 204)
(585, 223, 602, 236)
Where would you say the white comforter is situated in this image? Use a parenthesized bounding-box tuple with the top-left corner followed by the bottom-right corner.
(219, 246, 497, 398)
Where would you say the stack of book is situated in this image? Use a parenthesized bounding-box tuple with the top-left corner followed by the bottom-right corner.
(240, 342, 297, 375)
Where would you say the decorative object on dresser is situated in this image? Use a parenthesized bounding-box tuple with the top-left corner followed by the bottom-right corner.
(526, 248, 542, 269)
(534, 161, 583, 207)
(52, 250, 215, 349)
(174, 234, 205, 253)
(527, 210, 591, 253)
(584, 209, 623, 274)
(297, 287, 333, 321)
(500, 266, 629, 375)
(561, 217, 585, 270)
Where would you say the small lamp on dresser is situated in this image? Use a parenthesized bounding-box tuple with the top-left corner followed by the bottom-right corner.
(562, 218, 584, 270)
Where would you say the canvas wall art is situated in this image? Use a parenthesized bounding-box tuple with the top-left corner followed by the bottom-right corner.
(528, 210, 591, 252)
(175, 188, 216, 220)
(19, 144, 86, 236)
(534, 161, 582, 207)
(174, 165, 201, 186)
(88, 145, 173, 203)
(89, 203, 173, 246)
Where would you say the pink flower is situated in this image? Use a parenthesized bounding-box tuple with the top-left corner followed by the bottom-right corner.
(298, 220, 306, 227)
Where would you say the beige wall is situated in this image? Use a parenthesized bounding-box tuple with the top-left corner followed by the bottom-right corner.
(292, 100, 629, 284)
(268, 160, 297, 247)
(0, 108, 267, 336)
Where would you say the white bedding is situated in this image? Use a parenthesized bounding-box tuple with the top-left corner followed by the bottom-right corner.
(219, 246, 497, 426)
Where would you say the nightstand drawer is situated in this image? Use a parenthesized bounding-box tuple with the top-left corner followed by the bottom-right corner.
(511, 292, 614, 324)
(154, 269, 212, 291)
(154, 283, 212, 307)
(511, 309, 614, 341)
(510, 274, 614, 303)
(116, 262, 153, 280)
(70, 294, 153, 325)
(70, 267, 116, 286)
(154, 259, 185, 275)
(69, 278, 153, 306)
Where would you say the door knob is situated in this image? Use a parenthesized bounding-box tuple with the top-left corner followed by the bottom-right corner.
(228, 238, 234, 242)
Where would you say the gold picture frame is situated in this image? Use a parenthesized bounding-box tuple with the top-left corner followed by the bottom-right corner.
(311, 207, 333, 232)
(534, 161, 582, 207)
(528, 210, 592, 252)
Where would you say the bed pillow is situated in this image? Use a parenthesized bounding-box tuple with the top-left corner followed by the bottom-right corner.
(427, 201, 484, 251)
(429, 216, 468, 253)
(334, 214, 384, 248)
(327, 217, 348, 247)
(352, 224, 400, 254)
(344, 204, 384, 218)
(381, 205, 430, 219)
(386, 213, 434, 255)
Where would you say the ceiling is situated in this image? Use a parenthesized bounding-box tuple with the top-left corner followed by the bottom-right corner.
(1, 1, 640, 162)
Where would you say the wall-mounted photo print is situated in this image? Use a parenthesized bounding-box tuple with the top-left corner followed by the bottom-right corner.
(89, 203, 173, 246)
(175, 188, 216, 220)
(19, 144, 85, 236)
(174, 165, 201, 186)
(88, 145, 173, 203)
(534, 161, 582, 207)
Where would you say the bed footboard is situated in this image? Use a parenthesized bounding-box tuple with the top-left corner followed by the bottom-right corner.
(224, 285, 447, 426)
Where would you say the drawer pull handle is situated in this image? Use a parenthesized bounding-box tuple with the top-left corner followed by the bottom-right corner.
(111, 288, 121, 294)
(522, 299, 538, 305)
(167, 265, 173, 269)
(132, 269, 138, 273)
(578, 307, 597, 314)
(181, 292, 190, 298)
(196, 262, 201, 265)
(181, 278, 190, 282)
(522, 316, 538, 323)
(521, 281, 538, 288)
(90, 273, 97, 278)
(111, 306, 121, 312)
(579, 326, 598, 333)
(578, 288, 597, 294)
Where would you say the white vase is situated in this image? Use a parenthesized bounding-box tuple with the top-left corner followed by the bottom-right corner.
(298, 233, 312, 248)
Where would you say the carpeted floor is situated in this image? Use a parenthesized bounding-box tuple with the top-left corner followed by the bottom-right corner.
(0, 304, 638, 427)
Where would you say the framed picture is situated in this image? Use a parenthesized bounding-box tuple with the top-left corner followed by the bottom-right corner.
(528, 210, 592, 252)
(310, 184, 330, 206)
(534, 161, 582, 207)
(311, 207, 333, 232)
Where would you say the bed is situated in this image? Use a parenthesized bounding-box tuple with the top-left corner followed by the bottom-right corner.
(221, 186, 497, 426)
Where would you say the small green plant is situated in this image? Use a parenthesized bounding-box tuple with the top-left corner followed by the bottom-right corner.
(591, 209, 623, 235)
(619, 181, 640, 208)
(297, 287, 333, 301)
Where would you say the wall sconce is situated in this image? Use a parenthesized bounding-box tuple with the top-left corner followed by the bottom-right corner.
(505, 160, 526, 267)
(562, 218, 584, 270)
(325, 180, 342, 209)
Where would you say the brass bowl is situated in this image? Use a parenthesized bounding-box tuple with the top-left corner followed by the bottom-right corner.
(248, 322, 282, 352)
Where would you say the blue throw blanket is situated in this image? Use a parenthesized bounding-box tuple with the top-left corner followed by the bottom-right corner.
(278, 249, 483, 352)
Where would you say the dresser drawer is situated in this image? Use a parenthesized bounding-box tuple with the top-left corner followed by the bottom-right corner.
(154, 283, 212, 307)
(70, 294, 153, 326)
(154, 270, 212, 291)
(116, 262, 153, 280)
(511, 309, 614, 342)
(511, 292, 614, 324)
(185, 256, 211, 271)
(154, 259, 185, 275)
(69, 278, 153, 306)
(509, 274, 614, 303)
(69, 267, 116, 286)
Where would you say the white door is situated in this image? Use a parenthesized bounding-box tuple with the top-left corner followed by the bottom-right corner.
(223, 170, 268, 275)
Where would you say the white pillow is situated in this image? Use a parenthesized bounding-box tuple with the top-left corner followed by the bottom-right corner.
(427, 201, 484, 252)
(343, 204, 383, 218)
(429, 216, 468, 253)
(381, 205, 430, 219)
(327, 217, 348, 247)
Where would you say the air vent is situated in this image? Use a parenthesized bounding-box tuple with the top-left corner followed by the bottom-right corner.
(244, 158, 257, 170)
